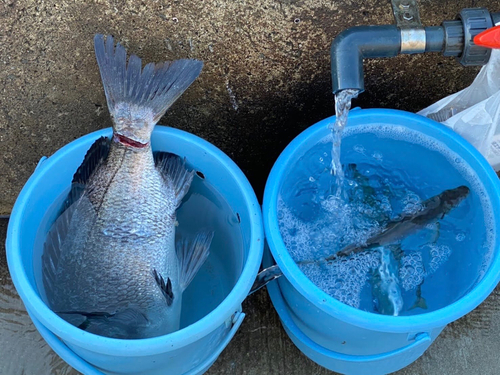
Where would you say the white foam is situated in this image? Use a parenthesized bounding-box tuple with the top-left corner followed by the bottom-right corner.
(278, 195, 383, 308)
(428, 244, 452, 273)
(399, 252, 426, 291)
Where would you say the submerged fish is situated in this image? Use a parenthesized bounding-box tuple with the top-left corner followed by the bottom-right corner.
(42, 35, 212, 339)
(252, 185, 469, 295)
(335, 185, 470, 258)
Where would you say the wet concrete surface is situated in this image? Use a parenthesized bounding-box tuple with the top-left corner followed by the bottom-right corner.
(2, 215, 500, 374)
(1, 0, 500, 215)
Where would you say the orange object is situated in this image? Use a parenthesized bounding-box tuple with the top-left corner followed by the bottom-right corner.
(474, 25, 500, 49)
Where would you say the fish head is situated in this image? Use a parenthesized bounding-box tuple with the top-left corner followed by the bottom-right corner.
(441, 185, 470, 211)
(112, 102, 156, 147)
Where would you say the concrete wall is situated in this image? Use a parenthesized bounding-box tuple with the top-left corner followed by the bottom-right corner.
(1, 0, 498, 215)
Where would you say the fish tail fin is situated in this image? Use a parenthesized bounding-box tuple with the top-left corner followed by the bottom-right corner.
(93, 34, 203, 141)
(409, 297, 428, 311)
(176, 231, 214, 291)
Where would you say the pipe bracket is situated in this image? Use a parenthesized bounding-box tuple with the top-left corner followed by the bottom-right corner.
(391, 0, 422, 28)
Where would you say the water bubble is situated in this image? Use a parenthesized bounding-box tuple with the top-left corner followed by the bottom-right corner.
(456, 232, 466, 242)
(353, 144, 365, 154)
(428, 244, 451, 273)
(372, 151, 383, 161)
(309, 176, 316, 182)
(400, 252, 425, 291)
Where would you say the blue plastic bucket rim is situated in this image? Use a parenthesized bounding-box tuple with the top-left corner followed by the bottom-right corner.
(6, 125, 264, 356)
(263, 108, 500, 333)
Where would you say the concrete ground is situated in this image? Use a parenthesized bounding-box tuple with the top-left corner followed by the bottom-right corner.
(1, 0, 499, 214)
(2, 217, 500, 375)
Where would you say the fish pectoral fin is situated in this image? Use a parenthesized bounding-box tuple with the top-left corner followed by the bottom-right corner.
(155, 152, 194, 208)
(176, 231, 214, 291)
(152, 269, 174, 306)
(58, 308, 148, 334)
(429, 222, 441, 243)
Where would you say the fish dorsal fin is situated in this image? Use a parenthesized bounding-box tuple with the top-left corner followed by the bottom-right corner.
(176, 231, 214, 291)
(72, 136, 111, 185)
(94, 34, 203, 130)
(42, 202, 76, 307)
(61, 136, 111, 212)
(154, 152, 194, 208)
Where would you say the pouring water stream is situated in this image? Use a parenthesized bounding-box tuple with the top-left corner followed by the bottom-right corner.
(251, 89, 359, 294)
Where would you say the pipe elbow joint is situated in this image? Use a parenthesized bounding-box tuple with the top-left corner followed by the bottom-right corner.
(330, 25, 400, 95)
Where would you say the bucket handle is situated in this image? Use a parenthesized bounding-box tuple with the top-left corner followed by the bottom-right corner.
(35, 156, 48, 170)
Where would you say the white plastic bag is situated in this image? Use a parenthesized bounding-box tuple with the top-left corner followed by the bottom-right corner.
(418, 48, 500, 171)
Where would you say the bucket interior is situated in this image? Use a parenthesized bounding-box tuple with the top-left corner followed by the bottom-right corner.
(267, 109, 500, 322)
(20, 127, 252, 333)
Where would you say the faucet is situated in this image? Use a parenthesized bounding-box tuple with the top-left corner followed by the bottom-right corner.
(331, 2, 500, 94)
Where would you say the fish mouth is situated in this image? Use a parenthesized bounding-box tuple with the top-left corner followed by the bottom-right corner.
(113, 133, 149, 148)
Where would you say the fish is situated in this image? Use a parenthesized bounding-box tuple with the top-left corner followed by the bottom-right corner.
(334, 185, 470, 258)
(344, 163, 391, 223)
(41, 34, 212, 339)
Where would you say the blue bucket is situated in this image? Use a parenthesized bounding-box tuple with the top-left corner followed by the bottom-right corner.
(263, 108, 500, 374)
(6, 126, 264, 375)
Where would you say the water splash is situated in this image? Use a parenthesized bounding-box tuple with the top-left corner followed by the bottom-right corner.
(330, 89, 359, 197)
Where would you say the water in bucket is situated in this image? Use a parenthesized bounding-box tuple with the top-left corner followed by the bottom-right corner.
(32, 171, 244, 332)
(278, 120, 495, 316)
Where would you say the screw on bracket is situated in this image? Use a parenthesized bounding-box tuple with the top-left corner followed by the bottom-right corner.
(391, 0, 422, 28)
